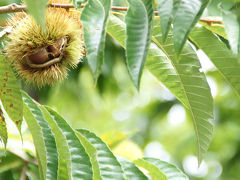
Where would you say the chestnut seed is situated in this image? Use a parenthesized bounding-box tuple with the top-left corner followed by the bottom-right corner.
(27, 47, 50, 64)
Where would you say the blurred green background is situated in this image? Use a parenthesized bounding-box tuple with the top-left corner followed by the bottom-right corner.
(1, 0, 240, 180)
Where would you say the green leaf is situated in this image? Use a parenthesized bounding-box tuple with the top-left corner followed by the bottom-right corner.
(80, 0, 112, 82)
(143, 158, 189, 180)
(157, 0, 181, 41)
(24, 0, 49, 28)
(77, 129, 126, 180)
(45, 107, 93, 180)
(199, 20, 227, 39)
(76, 131, 102, 180)
(107, 15, 187, 107)
(222, 8, 240, 54)
(117, 156, 148, 180)
(22, 92, 58, 180)
(152, 18, 214, 164)
(134, 158, 167, 180)
(173, 0, 209, 54)
(190, 26, 240, 97)
(0, 55, 23, 133)
(40, 106, 71, 180)
(107, 15, 214, 163)
(125, 0, 153, 89)
(0, 106, 7, 148)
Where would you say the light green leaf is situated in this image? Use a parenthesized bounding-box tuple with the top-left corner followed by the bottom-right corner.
(0, 55, 23, 133)
(152, 18, 214, 164)
(45, 107, 93, 180)
(144, 158, 189, 180)
(199, 20, 227, 39)
(125, 0, 153, 89)
(222, 8, 240, 54)
(77, 129, 126, 180)
(134, 158, 167, 180)
(22, 92, 58, 180)
(117, 156, 148, 180)
(76, 131, 102, 180)
(0, 106, 7, 148)
(190, 26, 240, 97)
(24, 0, 49, 28)
(157, 0, 181, 41)
(80, 0, 112, 82)
(40, 106, 71, 180)
(173, 0, 209, 54)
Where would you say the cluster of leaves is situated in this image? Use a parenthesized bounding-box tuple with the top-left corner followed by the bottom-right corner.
(0, 53, 188, 179)
(0, 0, 240, 179)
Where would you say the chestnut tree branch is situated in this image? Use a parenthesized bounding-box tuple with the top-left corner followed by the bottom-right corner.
(0, 3, 223, 24)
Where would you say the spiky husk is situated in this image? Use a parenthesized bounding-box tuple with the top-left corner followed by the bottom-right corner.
(5, 4, 84, 86)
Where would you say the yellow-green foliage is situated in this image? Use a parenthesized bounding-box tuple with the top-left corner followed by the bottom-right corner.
(5, 8, 84, 86)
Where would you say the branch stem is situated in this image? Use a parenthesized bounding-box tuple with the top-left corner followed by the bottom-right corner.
(0, 3, 223, 24)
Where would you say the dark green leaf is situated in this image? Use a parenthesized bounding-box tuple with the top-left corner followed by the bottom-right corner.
(80, 0, 112, 82)
(22, 92, 58, 180)
(173, 0, 209, 54)
(40, 106, 71, 180)
(125, 0, 153, 89)
(157, 0, 181, 41)
(45, 107, 93, 180)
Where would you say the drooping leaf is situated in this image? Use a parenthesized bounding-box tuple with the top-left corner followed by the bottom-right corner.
(0, 55, 23, 133)
(134, 158, 167, 180)
(125, 0, 154, 89)
(190, 26, 240, 97)
(77, 129, 126, 180)
(117, 156, 148, 180)
(45, 107, 93, 180)
(152, 18, 214, 164)
(107, 15, 188, 107)
(40, 106, 71, 180)
(22, 92, 58, 180)
(157, 0, 181, 41)
(173, 0, 209, 54)
(0, 106, 7, 148)
(24, 0, 49, 28)
(80, 0, 112, 82)
(143, 158, 189, 180)
(107, 16, 214, 163)
(222, 8, 240, 54)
